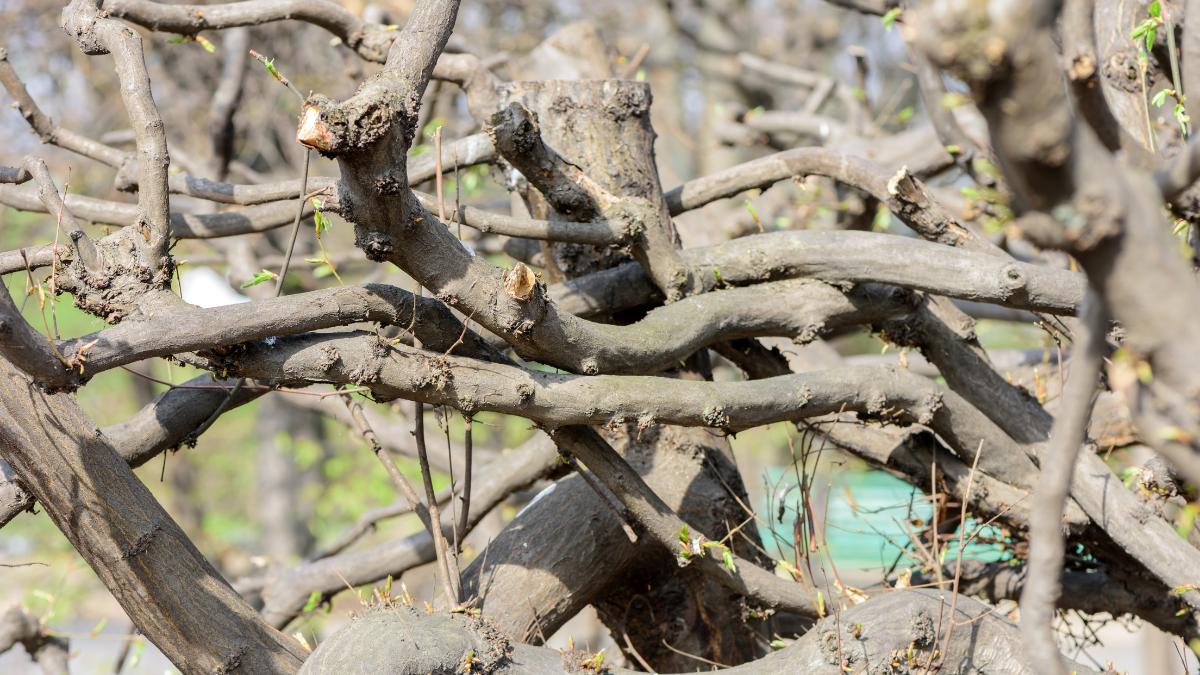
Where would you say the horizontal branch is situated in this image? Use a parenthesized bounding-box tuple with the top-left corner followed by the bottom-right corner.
(0, 166, 31, 184)
(686, 230, 1083, 315)
(55, 279, 908, 383)
(664, 147, 998, 253)
(167, 174, 336, 206)
(51, 283, 507, 387)
(102, 0, 398, 62)
(219, 332, 1040, 487)
(413, 191, 626, 245)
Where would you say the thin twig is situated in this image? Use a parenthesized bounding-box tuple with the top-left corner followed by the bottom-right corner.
(618, 43, 650, 79)
(336, 390, 437, 537)
(457, 413, 473, 548)
(526, 598, 548, 644)
(935, 440, 983, 669)
(49, 166, 69, 340)
(415, 398, 461, 606)
(249, 50, 305, 102)
(621, 595, 657, 673)
(661, 640, 728, 668)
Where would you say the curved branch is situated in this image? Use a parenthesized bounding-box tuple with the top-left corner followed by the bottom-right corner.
(101, 0, 398, 63)
(51, 282, 507, 386)
(55, 280, 909, 383)
(664, 147, 1000, 254)
(63, 0, 172, 265)
(0, 48, 134, 176)
(21, 156, 104, 272)
(221, 333, 1040, 487)
(431, 53, 499, 123)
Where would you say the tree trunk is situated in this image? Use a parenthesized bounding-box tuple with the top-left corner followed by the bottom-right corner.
(0, 359, 307, 675)
(460, 424, 774, 670)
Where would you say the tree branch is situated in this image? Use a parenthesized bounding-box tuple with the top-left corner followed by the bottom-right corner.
(0, 359, 308, 674)
(21, 156, 104, 273)
(101, 0, 398, 63)
(52, 280, 907, 384)
(1021, 294, 1106, 675)
(63, 0, 172, 266)
(0, 47, 135, 178)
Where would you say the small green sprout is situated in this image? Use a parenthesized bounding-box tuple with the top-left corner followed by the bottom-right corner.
(1176, 503, 1199, 538)
(166, 35, 215, 53)
(579, 649, 606, 670)
(744, 199, 764, 232)
(881, 7, 901, 30)
(873, 204, 891, 231)
(302, 590, 322, 612)
(241, 269, 278, 288)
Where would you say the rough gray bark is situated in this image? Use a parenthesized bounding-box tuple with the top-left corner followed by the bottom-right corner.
(7, 0, 1200, 672)
(295, 589, 1099, 675)
(0, 359, 308, 675)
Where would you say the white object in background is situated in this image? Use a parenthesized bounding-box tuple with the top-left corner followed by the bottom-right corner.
(180, 266, 251, 308)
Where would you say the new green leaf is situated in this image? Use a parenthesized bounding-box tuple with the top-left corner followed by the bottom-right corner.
(241, 269, 278, 288)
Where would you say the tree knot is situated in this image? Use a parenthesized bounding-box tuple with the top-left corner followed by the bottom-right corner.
(119, 525, 162, 560)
